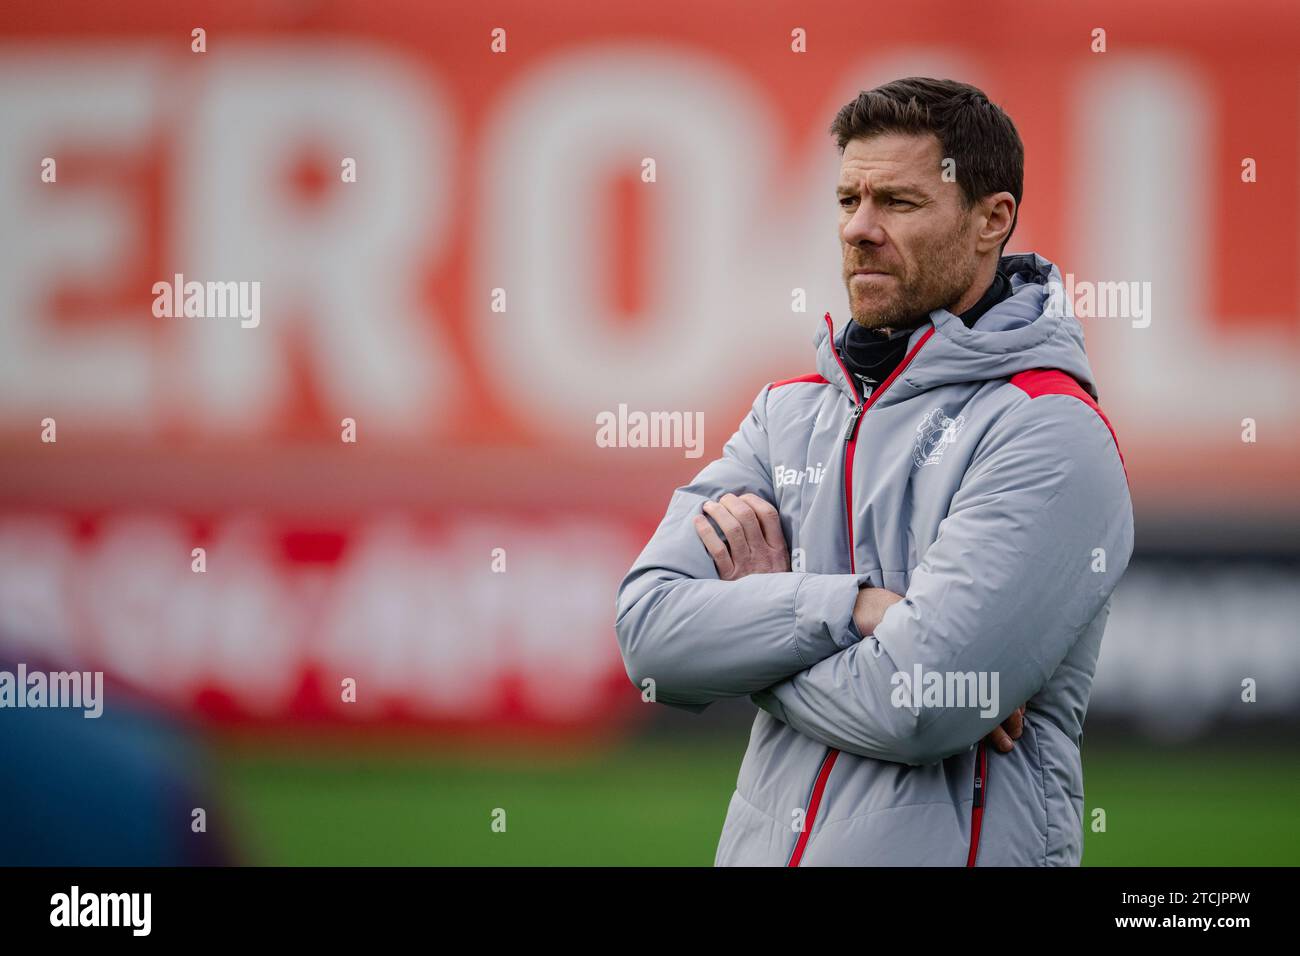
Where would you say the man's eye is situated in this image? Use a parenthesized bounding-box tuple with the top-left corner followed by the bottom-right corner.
(839, 197, 857, 208)
(889, 198, 916, 208)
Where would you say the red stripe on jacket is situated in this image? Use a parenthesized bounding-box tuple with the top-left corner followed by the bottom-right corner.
(771, 372, 830, 390)
(1009, 369, 1127, 480)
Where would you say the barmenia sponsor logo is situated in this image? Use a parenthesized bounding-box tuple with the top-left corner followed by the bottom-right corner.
(774, 462, 826, 488)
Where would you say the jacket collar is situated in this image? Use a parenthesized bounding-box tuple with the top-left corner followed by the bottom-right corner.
(814, 312, 933, 404)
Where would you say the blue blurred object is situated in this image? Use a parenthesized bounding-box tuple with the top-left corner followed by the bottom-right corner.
(0, 653, 233, 866)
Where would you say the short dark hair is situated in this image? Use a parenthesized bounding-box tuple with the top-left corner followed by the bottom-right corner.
(829, 77, 1024, 248)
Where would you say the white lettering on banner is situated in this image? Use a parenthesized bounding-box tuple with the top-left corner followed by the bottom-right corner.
(1071, 63, 1300, 426)
(0, 516, 633, 720)
(0, 47, 1296, 441)
(81, 517, 301, 713)
(174, 49, 459, 435)
(473, 48, 784, 433)
(0, 51, 162, 423)
(317, 519, 510, 719)
(0, 517, 1295, 727)
(316, 519, 636, 719)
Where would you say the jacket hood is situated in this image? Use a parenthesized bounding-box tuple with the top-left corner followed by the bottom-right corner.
(814, 252, 1097, 406)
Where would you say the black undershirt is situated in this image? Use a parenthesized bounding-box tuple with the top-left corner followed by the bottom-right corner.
(840, 270, 1012, 398)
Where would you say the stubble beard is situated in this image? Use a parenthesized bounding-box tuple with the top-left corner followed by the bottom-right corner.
(845, 216, 978, 333)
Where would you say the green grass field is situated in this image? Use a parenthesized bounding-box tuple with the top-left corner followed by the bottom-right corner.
(215, 736, 1300, 866)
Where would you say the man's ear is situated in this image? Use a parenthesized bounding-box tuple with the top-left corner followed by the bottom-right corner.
(975, 191, 1016, 253)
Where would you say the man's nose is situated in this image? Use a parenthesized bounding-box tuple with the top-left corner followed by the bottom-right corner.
(842, 202, 886, 247)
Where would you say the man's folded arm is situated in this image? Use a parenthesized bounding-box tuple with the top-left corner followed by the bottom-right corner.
(753, 397, 1134, 763)
(614, 384, 868, 711)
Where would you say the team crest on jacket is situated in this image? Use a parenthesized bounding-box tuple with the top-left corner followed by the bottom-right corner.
(912, 408, 965, 468)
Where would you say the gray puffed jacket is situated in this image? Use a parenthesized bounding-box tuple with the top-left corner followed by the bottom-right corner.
(615, 253, 1133, 866)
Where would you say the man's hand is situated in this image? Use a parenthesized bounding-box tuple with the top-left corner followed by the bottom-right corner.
(852, 585, 1026, 752)
(693, 493, 789, 580)
(699, 507, 1030, 753)
(851, 585, 905, 638)
(987, 705, 1025, 753)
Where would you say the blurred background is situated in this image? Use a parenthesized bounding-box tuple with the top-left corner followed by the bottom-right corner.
(0, 0, 1297, 865)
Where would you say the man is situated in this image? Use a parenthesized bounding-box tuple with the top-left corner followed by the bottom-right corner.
(614, 77, 1133, 866)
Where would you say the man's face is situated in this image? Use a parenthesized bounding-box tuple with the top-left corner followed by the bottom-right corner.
(838, 132, 980, 331)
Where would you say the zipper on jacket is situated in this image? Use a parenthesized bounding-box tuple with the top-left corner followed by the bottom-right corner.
(841, 401, 864, 441)
(966, 739, 989, 867)
(787, 315, 934, 867)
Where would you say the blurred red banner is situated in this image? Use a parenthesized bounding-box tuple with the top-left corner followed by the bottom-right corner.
(1, 0, 1297, 724)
